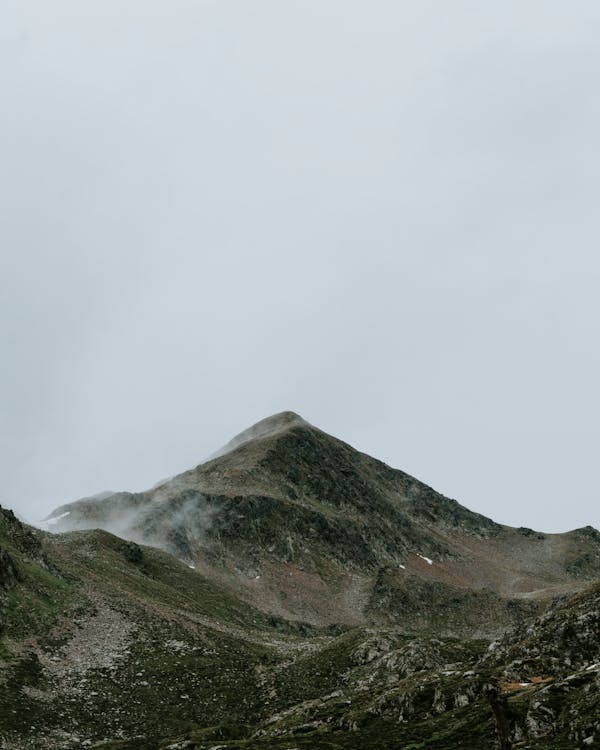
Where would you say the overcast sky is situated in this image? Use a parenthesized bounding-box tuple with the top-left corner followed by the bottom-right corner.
(1, 1, 599, 532)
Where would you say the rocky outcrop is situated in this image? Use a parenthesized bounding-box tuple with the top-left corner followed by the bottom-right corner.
(0, 547, 19, 589)
(0, 504, 46, 564)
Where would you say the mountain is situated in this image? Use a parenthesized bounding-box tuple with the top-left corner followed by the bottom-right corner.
(44, 412, 600, 633)
(1, 412, 599, 749)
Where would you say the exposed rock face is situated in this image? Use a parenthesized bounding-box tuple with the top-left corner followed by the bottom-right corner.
(486, 581, 600, 678)
(0, 547, 19, 590)
(0, 413, 599, 749)
(0, 504, 45, 563)
(478, 582, 600, 747)
(43, 412, 600, 634)
(0, 505, 49, 635)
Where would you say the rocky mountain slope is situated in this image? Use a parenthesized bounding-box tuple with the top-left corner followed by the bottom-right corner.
(44, 412, 600, 633)
(1, 412, 599, 749)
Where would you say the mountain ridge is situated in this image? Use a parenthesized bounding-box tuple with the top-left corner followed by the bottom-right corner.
(41, 412, 600, 631)
(2, 413, 600, 748)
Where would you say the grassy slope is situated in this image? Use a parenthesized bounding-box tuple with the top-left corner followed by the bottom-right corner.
(2, 508, 599, 750)
(1, 523, 287, 748)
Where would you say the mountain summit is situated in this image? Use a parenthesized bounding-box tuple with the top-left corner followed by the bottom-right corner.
(44, 412, 600, 631)
(209, 410, 310, 459)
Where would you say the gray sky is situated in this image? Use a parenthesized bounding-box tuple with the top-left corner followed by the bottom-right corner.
(1, 1, 599, 532)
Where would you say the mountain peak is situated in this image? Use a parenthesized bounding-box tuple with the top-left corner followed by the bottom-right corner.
(210, 410, 310, 459)
(39, 414, 600, 633)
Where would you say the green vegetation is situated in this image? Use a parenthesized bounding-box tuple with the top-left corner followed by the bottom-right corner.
(2, 412, 599, 750)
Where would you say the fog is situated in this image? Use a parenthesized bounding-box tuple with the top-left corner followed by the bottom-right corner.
(1, 1, 599, 532)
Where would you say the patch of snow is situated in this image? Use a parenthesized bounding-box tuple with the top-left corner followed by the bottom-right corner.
(417, 553, 433, 565)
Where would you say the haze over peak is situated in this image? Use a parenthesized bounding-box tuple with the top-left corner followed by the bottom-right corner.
(209, 410, 310, 460)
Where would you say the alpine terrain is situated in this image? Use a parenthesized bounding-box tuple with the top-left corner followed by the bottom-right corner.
(1, 412, 599, 749)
